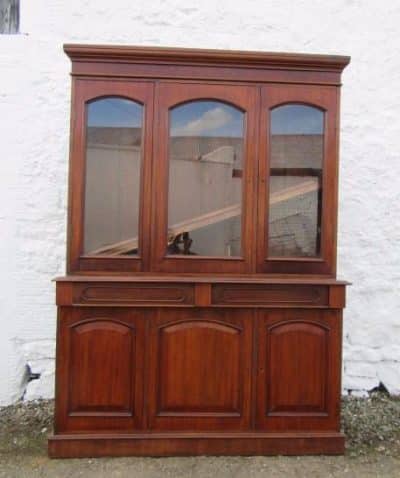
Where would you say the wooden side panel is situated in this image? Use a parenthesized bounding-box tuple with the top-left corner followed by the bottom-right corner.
(256, 309, 342, 431)
(148, 309, 253, 430)
(56, 282, 73, 305)
(54, 308, 146, 432)
(329, 285, 346, 308)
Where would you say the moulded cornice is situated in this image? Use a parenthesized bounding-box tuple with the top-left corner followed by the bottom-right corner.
(63, 44, 350, 73)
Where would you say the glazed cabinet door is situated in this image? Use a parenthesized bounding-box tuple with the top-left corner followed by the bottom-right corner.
(151, 82, 258, 273)
(54, 308, 146, 432)
(257, 85, 339, 275)
(68, 80, 154, 273)
(148, 309, 253, 430)
(256, 309, 342, 431)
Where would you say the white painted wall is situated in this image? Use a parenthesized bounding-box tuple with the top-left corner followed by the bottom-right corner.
(0, 0, 399, 405)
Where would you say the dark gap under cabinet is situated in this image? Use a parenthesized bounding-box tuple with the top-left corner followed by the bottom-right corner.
(49, 44, 350, 458)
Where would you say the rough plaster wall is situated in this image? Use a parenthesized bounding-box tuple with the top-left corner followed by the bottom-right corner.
(0, 0, 399, 405)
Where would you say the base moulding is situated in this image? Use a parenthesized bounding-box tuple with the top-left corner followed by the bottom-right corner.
(48, 431, 345, 458)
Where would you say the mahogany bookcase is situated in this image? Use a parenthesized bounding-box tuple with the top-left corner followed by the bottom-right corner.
(49, 44, 350, 458)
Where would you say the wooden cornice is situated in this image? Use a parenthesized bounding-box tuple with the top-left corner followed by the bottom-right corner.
(64, 44, 350, 73)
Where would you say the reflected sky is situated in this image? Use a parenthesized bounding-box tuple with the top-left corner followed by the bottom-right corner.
(87, 98, 142, 127)
(271, 105, 323, 135)
(170, 101, 243, 138)
(86, 98, 324, 136)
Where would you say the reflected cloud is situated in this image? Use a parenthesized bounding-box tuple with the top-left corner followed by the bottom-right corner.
(172, 106, 234, 136)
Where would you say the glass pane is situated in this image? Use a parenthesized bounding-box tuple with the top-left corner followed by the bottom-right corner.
(168, 101, 244, 256)
(268, 104, 324, 257)
(83, 97, 143, 256)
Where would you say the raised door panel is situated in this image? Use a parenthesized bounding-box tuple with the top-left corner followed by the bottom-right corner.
(256, 309, 342, 431)
(158, 321, 240, 413)
(69, 320, 133, 413)
(148, 309, 253, 430)
(54, 308, 146, 432)
(267, 321, 327, 414)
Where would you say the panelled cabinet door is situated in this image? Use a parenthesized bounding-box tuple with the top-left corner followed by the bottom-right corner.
(151, 82, 258, 273)
(148, 309, 253, 430)
(257, 85, 339, 274)
(68, 80, 154, 273)
(54, 308, 146, 432)
(256, 309, 342, 431)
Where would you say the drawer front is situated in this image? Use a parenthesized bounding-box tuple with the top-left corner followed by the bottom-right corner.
(73, 283, 195, 306)
(212, 284, 329, 307)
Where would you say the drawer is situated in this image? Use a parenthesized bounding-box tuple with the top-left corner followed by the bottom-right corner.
(72, 283, 195, 306)
(212, 284, 329, 307)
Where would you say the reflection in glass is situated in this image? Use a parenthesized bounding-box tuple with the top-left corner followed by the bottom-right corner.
(268, 104, 324, 257)
(168, 101, 244, 256)
(83, 97, 143, 256)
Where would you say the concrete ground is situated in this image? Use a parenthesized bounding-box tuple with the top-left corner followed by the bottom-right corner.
(1, 396, 399, 477)
(1, 452, 400, 478)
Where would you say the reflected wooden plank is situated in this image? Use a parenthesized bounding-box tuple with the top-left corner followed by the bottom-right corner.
(88, 179, 318, 256)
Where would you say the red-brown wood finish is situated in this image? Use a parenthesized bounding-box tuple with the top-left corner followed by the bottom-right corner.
(54, 308, 146, 432)
(64, 44, 349, 86)
(48, 432, 345, 458)
(50, 44, 350, 458)
(256, 309, 342, 431)
(212, 283, 329, 307)
(147, 309, 253, 431)
(73, 283, 195, 306)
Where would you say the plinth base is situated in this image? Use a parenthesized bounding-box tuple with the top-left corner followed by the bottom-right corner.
(48, 431, 345, 458)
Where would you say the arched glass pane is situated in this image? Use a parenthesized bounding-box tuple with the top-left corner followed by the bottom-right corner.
(83, 97, 143, 255)
(168, 101, 244, 256)
(268, 104, 324, 257)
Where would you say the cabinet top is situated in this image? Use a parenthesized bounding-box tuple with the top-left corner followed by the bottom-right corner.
(64, 44, 350, 83)
(63, 44, 349, 277)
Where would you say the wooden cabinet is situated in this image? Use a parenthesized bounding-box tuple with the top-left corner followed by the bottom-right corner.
(49, 44, 350, 458)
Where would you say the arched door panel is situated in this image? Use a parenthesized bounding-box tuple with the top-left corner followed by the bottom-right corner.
(256, 309, 342, 431)
(148, 309, 253, 430)
(54, 308, 146, 432)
